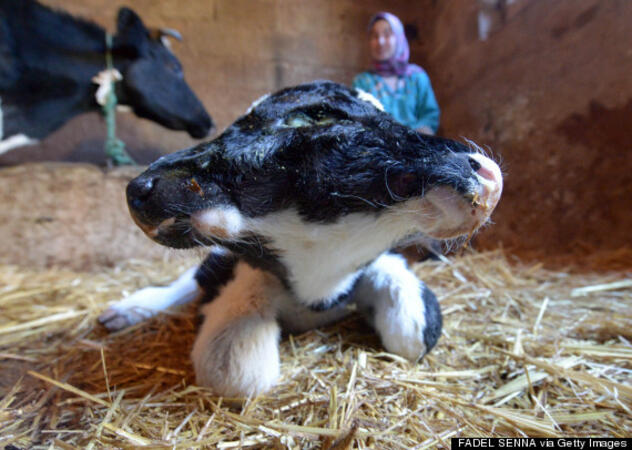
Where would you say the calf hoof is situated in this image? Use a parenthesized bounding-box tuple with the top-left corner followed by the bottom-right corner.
(354, 253, 443, 362)
(98, 307, 141, 331)
(192, 315, 281, 397)
(98, 286, 167, 331)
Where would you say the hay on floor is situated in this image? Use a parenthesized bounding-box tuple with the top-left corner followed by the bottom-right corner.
(0, 250, 631, 449)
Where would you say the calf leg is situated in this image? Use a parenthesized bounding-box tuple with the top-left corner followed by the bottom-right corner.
(353, 253, 442, 361)
(192, 261, 284, 397)
(277, 296, 352, 335)
(99, 266, 201, 331)
(99, 247, 233, 331)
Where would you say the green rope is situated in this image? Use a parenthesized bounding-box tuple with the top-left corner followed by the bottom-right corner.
(102, 33, 135, 166)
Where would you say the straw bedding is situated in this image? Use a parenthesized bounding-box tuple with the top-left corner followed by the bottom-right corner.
(0, 250, 630, 449)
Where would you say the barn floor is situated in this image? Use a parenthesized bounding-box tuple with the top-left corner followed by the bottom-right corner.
(0, 250, 631, 449)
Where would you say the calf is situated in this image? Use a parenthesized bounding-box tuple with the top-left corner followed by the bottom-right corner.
(100, 81, 503, 397)
(0, 0, 212, 155)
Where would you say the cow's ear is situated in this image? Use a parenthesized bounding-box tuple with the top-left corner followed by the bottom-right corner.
(116, 7, 149, 49)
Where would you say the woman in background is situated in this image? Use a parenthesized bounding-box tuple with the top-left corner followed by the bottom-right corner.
(355, 12, 443, 261)
(353, 12, 440, 135)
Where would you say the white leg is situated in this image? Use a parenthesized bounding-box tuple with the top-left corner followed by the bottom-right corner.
(353, 253, 442, 361)
(99, 266, 201, 330)
(191, 262, 282, 397)
(277, 294, 352, 334)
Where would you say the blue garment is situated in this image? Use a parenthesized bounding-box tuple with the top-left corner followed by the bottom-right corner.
(352, 70, 440, 133)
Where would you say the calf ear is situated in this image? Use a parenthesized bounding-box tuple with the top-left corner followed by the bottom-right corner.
(116, 8, 149, 52)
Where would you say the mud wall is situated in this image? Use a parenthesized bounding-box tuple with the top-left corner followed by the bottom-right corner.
(420, 0, 632, 254)
(0, 164, 172, 270)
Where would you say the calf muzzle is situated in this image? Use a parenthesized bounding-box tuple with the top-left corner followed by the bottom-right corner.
(126, 168, 213, 248)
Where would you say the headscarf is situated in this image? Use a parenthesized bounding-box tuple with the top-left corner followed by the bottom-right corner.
(369, 12, 423, 77)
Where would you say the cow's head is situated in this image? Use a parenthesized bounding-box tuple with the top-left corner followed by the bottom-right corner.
(114, 8, 212, 138)
(126, 81, 502, 256)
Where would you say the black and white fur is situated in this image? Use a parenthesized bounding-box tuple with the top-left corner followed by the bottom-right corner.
(100, 81, 503, 397)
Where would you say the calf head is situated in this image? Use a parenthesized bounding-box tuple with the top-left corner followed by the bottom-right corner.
(127, 81, 502, 270)
(114, 8, 212, 138)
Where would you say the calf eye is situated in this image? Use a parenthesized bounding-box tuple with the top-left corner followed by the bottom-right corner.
(284, 112, 314, 128)
(166, 61, 182, 75)
(389, 172, 420, 199)
(283, 111, 337, 128)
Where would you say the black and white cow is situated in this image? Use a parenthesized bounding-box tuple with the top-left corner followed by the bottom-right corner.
(100, 81, 503, 397)
(0, 0, 212, 155)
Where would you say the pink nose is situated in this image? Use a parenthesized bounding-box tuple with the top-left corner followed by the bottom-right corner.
(470, 153, 502, 184)
(469, 153, 503, 187)
(477, 162, 497, 182)
(469, 153, 503, 211)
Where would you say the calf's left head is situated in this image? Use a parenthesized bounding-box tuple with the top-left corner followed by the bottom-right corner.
(127, 81, 502, 259)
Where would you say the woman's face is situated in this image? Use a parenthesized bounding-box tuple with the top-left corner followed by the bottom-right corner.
(369, 19, 397, 62)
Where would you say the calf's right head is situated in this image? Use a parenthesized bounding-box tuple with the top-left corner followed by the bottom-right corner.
(127, 81, 502, 255)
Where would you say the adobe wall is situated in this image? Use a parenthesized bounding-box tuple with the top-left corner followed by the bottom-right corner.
(420, 0, 632, 254)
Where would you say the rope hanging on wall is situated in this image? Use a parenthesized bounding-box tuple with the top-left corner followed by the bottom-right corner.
(95, 33, 135, 166)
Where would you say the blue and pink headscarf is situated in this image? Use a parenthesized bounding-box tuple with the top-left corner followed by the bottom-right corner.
(369, 12, 423, 77)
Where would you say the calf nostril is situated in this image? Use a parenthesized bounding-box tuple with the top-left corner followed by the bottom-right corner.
(469, 153, 501, 184)
(138, 178, 155, 199)
(128, 175, 158, 202)
(468, 157, 482, 172)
